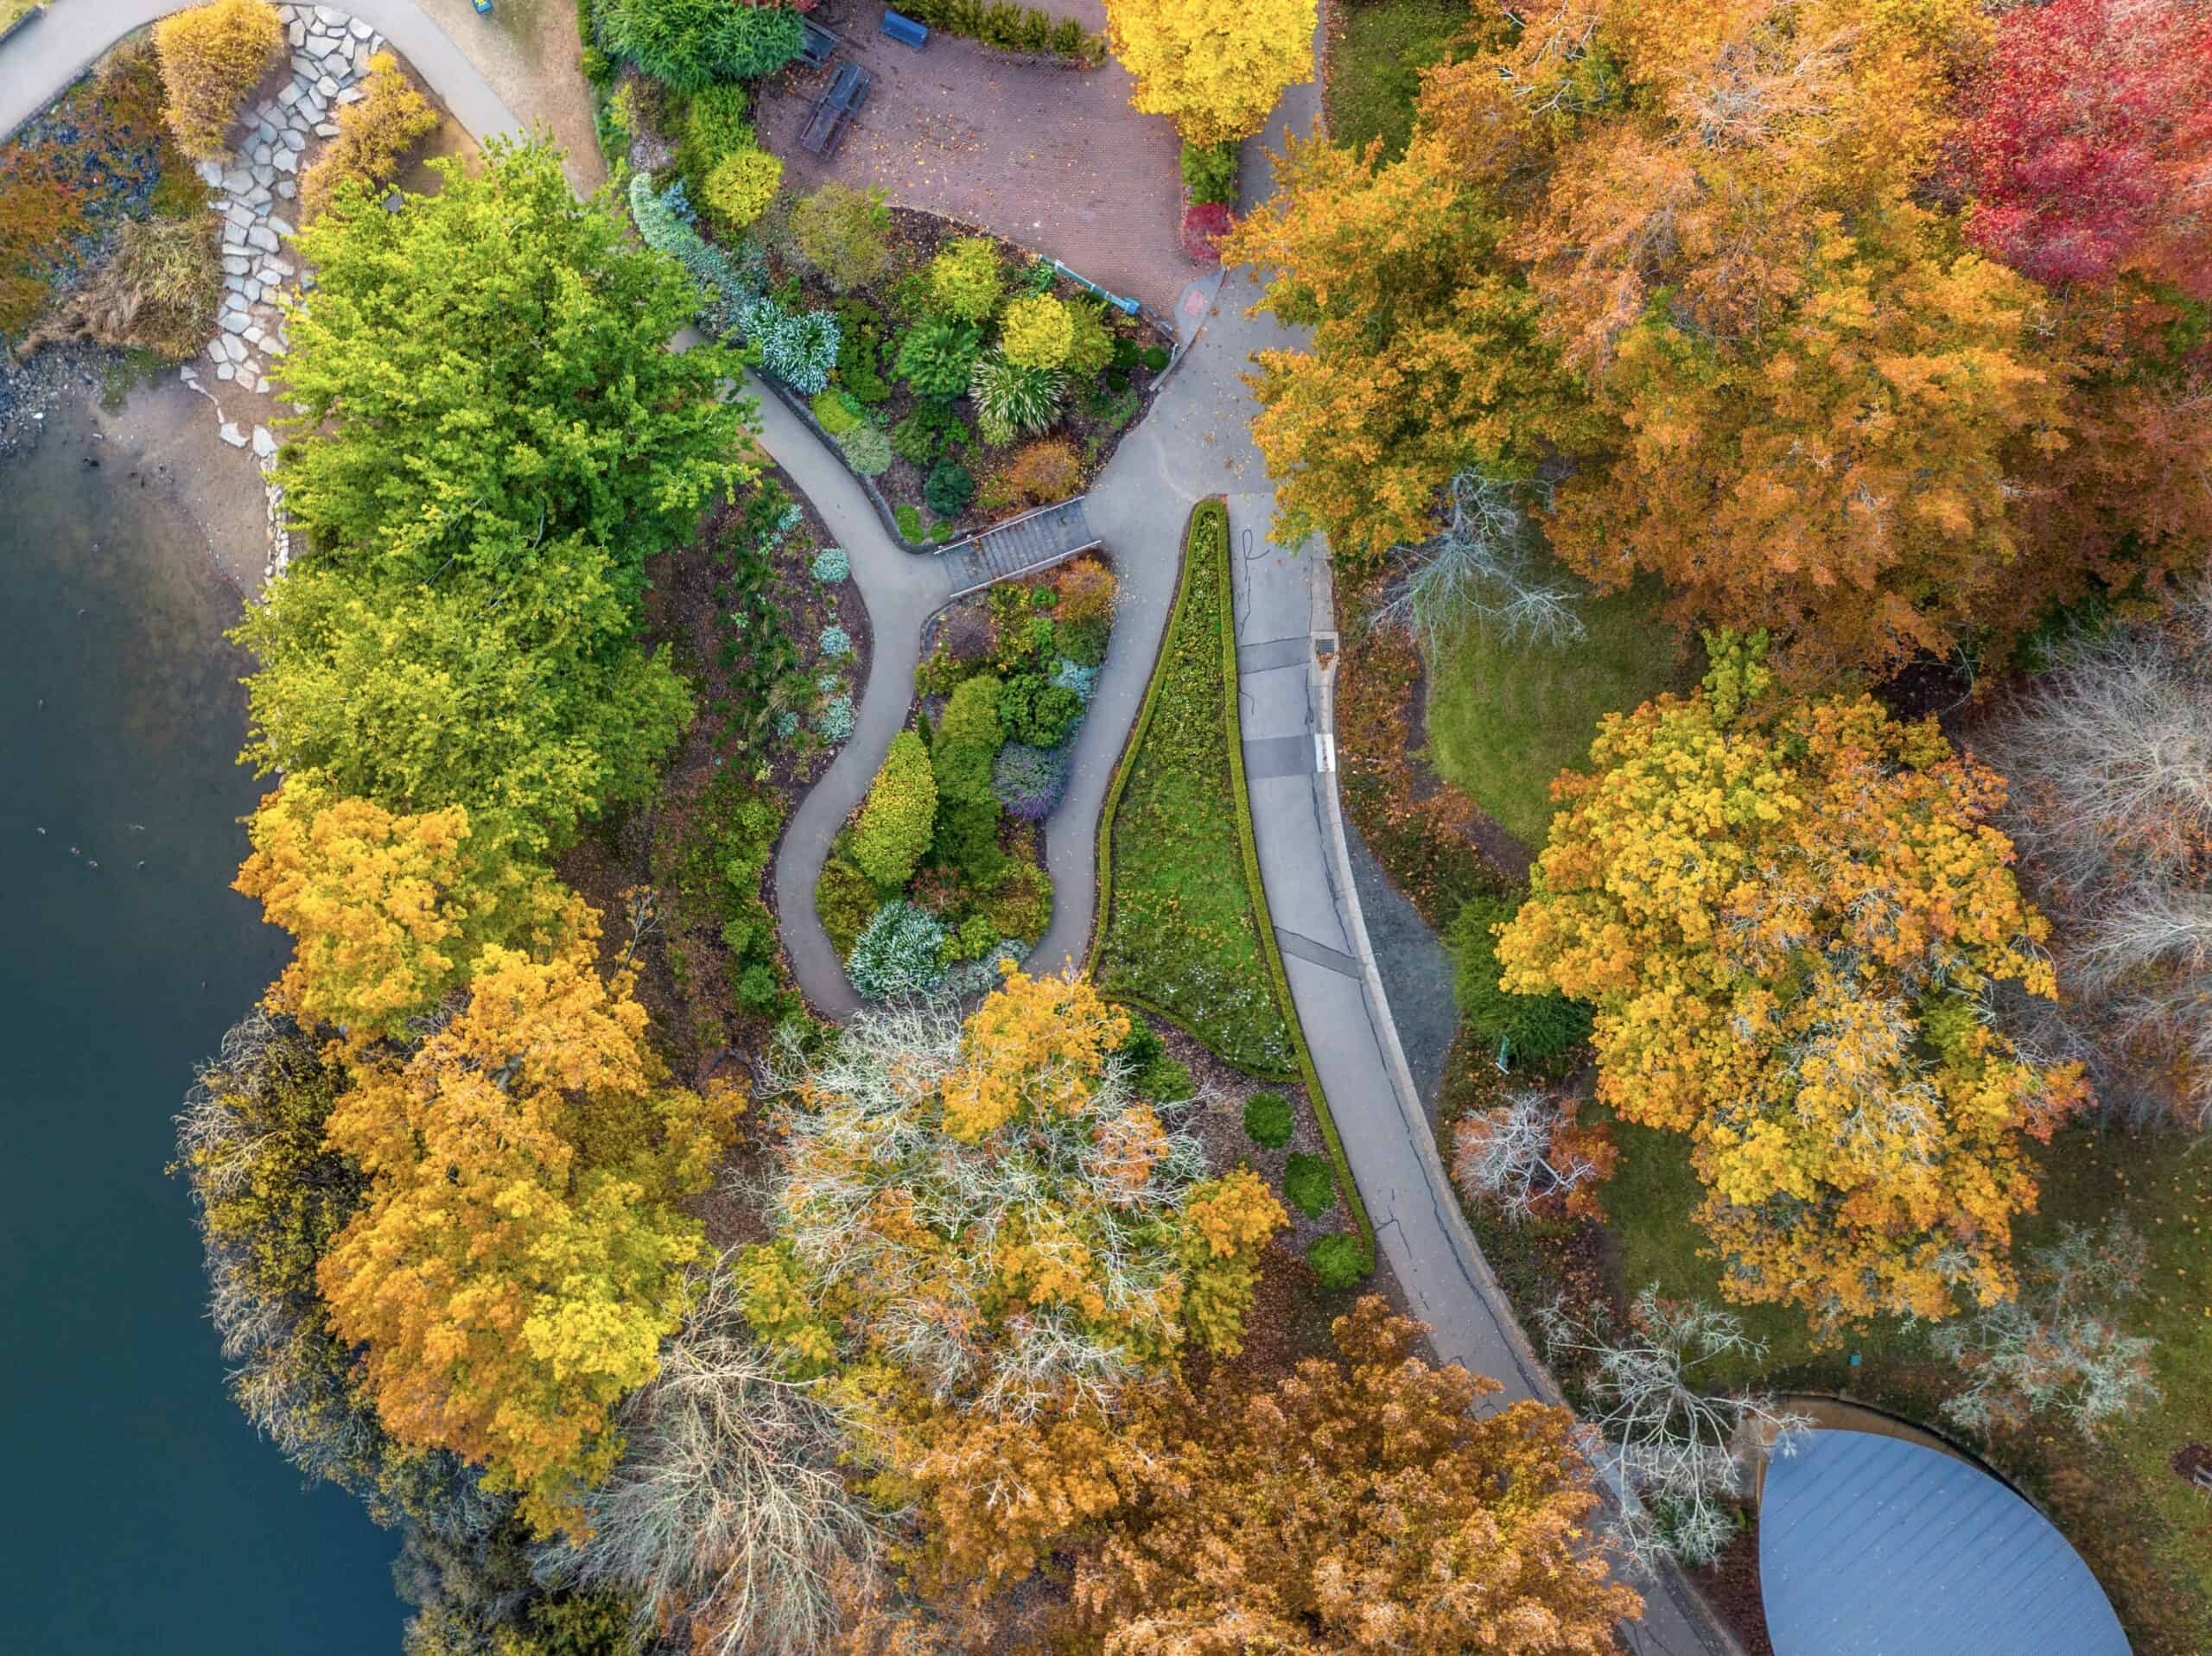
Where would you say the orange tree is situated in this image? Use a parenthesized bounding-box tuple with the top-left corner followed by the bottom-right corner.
(1226, 0, 2202, 676)
(1497, 634, 2091, 1329)
(734, 969, 1287, 1591)
(317, 919, 743, 1537)
(1066, 1297, 1639, 1653)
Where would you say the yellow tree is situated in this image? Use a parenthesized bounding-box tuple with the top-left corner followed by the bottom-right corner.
(1497, 635, 2090, 1328)
(153, 0, 283, 160)
(318, 922, 742, 1535)
(1067, 1298, 1639, 1653)
(234, 781, 575, 1040)
(1104, 0, 1318, 145)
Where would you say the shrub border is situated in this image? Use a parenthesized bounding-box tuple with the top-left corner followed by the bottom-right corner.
(1090, 498, 1376, 1268)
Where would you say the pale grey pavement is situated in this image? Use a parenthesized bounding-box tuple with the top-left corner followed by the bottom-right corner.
(0, 0, 525, 149)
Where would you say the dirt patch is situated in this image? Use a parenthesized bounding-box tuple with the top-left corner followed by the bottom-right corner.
(753, 0, 1189, 317)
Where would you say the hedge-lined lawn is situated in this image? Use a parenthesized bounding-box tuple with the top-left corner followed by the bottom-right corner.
(1425, 581, 1695, 851)
(1327, 0, 1473, 160)
(1096, 502, 1294, 1075)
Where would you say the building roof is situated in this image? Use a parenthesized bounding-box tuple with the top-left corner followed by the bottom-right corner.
(1758, 1427, 2130, 1656)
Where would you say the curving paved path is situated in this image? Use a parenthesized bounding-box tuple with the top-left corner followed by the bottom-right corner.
(7, 14, 1738, 1652)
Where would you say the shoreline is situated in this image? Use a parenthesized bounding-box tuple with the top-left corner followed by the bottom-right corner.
(1, 353, 275, 598)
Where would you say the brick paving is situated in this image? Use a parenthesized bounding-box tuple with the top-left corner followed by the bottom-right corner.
(754, 0, 1191, 318)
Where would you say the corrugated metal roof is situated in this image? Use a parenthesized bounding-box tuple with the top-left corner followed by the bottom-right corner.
(1759, 1428, 2130, 1656)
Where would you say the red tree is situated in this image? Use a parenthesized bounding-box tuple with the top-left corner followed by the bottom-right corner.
(1968, 0, 2212, 295)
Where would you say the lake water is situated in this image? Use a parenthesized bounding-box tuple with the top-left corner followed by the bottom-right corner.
(0, 394, 397, 1650)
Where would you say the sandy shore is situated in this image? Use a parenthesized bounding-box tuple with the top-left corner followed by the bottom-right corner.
(3, 357, 275, 597)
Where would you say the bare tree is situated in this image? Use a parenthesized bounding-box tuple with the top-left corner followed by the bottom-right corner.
(548, 1254, 887, 1656)
(1376, 470, 1587, 655)
(1451, 1088, 1606, 1221)
(1931, 1221, 2159, 1438)
(1541, 1288, 1809, 1574)
(745, 1002, 1211, 1421)
(1989, 581, 2212, 1127)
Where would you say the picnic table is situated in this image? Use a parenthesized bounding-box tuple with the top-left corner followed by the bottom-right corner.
(798, 17, 838, 69)
(799, 59, 872, 156)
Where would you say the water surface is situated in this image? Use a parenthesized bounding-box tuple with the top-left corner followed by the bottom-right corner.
(0, 395, 397, 1650)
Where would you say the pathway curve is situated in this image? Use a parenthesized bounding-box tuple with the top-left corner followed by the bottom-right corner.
(6, 15, 1741, 1651)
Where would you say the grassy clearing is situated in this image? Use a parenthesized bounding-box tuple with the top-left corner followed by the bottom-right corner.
(1424, 581, 1696, 850)
(1327, 0, 1471, 159)
(1592, 1114, 2212, 1651)
(1096, 503, 1294, 1075)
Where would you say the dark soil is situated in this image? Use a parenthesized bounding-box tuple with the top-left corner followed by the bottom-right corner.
(1691, 1507, 1777, 1656)
(560, 460, 865, 1086)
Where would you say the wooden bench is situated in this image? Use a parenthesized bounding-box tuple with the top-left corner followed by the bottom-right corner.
(798, 60, 873, 156)
(880, 9, 929, 48)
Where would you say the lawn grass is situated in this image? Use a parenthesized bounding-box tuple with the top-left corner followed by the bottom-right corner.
(1095, 503, 1294, 1075)
(1424, 581, 1697, 850)
(1595, 1114, 2212, 1651)
(1327, 0, 1472, 159)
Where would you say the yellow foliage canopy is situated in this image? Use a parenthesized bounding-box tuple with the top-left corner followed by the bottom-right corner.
(234, 781, 574, 1040)
(318, 922, 742, 1535)
(300, 51, 440, 221)
(940, 968, 1128, 1140)
(1104, 0, 1318, 144)
(154, 0, 283, 161)
(1498, 635, 2090, 1327)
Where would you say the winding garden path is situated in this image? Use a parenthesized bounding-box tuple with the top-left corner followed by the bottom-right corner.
(5, 12, 1739, 1652)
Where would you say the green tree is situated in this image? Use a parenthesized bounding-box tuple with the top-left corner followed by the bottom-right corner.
(931, 672, 1003, 804)
(274, 139, 753, 597)
(234, 546, 692, 860)
(792, 182, 895, 292)
(853, 730, 938, 889)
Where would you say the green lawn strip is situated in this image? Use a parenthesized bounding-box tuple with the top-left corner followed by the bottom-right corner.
(1093, 498, 1376, 1268)
(1326, 0, 1473, 159)
(1424, 579, 1697, 849)
(1094, 499, 1295, 1073)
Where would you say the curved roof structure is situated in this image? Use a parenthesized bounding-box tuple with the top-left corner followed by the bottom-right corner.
(1758, 1427, 2129, 1656)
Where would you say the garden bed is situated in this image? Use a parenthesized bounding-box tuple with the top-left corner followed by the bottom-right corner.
(560, 460, 870, 1076)
(615, 70, 1173, 543)
(813, 554, 1118, 1001)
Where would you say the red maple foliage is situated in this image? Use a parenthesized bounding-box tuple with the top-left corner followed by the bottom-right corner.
(1179, 200, 1233, 263)
(1967, 0, 2212, 295)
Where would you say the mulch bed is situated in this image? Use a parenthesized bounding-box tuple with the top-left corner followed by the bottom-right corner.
(1690, 1507, 1777, 1656)
(560, 459, 867, 1087)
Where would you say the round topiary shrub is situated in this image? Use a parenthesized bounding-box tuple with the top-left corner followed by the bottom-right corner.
(1243, 1090, 1294, 1148)
(893, 504, 924, 542)
(1140, 345, 1171, 371)
(701, 147, 782, 230)
(810, 546, 850, 583)
(734, 961, 781, 1012)
(845, 900, 948, 999)
(1283, 1152, 1336, 1220)
(1307, 1233, 1366, 1290)
(837, 422, 893, 477)
(926, 236, 1004, 323)
(810, 389, 861, 436)
(818, 625, 852, 658)
(1449, 895, 1593, 1073)
(923, 460, 976, 517)
(992, 742, 1069, 821)
(999, 294, 1074, 369)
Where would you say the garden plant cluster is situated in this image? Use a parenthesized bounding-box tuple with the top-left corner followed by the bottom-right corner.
(817, 558, 1119, 999)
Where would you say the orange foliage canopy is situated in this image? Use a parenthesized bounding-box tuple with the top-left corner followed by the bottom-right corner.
(1498, 635, 2090, 1327)
(1228, 0, 2207, 676)
(318, 921, 741, 1535)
